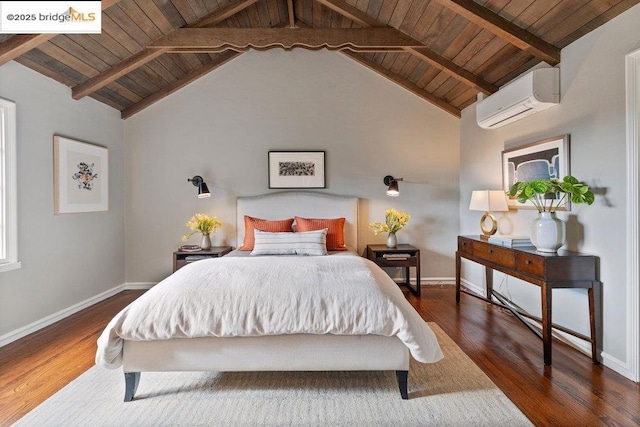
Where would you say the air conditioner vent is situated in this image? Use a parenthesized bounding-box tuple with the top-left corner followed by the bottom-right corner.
(477, 68, 559, 129)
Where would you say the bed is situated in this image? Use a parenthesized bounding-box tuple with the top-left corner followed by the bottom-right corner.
(96, 192, 443, 401)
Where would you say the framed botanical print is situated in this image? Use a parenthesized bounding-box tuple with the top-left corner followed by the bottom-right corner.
(54, 135, 109, 214)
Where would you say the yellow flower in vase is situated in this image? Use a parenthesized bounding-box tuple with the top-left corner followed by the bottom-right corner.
(182, 213, 222, 250)
(369, 209, 410, 248)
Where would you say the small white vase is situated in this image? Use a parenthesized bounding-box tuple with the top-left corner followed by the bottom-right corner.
(386, 232, 398, 248)
(531, 212, 566, 253)
(200, 233, 212, 250)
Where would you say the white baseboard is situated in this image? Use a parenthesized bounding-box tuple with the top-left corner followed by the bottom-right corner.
(0, 284, 125, 347)
(124, 282, 156, 290)
(421, 277, 456, 285)
(460, 278, 485, 296)
(601, 351, 637, 381)
(0, 282, 157, 348)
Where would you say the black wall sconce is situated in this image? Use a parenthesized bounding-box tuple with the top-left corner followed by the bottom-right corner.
(187, 175, 211, 198)
(383, 175, 403, 197)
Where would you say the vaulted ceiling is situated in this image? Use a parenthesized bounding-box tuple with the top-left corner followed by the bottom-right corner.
(1, 0, 638, 119)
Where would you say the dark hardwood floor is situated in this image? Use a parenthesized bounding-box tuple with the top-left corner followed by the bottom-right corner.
(1, 286, 639, 426)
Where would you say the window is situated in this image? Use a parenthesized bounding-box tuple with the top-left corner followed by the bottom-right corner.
(0, 97, 20, 272)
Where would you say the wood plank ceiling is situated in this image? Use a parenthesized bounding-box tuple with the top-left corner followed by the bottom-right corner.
(1, 0, 638, 119)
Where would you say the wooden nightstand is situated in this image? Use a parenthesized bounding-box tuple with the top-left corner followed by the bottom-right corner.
(366, 244, 421, 296)
(173, 246, 232, 272)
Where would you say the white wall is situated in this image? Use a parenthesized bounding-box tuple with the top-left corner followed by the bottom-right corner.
(459, 4, 640, 378)
(124, 49, 460, 283)
(0, 61, 125, 340)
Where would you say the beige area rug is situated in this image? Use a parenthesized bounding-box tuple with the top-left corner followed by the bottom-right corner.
(15, 324, 531, 426)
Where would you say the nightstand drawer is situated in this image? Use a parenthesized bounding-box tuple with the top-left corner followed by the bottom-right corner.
(472, 241, 515, 267)
(373, 256, 418, 268)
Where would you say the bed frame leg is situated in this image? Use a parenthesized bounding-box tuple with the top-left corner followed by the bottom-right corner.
(396, 370, 408, 400)
(124, 372, 140, 402)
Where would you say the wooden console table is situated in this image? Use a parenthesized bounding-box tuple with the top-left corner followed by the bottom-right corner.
(455, 235, 601, 366)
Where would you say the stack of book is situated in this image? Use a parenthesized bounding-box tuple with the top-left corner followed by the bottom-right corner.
(179, 245, 201, 252)
(487, 235, 534, 248)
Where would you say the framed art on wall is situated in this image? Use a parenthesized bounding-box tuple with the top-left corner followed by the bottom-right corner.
(268, 151, 326, 189)
(502, 134, 570, 210)
(54, 135, 109, 214)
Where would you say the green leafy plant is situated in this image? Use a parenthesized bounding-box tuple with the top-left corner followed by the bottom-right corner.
(182, 213, 222, 241)
(508, 175, 595, 213)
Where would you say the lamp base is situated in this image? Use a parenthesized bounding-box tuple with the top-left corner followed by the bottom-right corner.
(480, 211, 498, 237)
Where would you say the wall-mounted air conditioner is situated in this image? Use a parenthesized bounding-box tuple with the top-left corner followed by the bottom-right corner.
(476, 67, 560, 129)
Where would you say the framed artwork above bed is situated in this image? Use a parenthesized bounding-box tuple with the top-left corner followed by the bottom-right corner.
(268, 151, 326, 189)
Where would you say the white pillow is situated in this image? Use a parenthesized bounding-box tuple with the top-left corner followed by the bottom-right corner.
(250, 229, 328, 256)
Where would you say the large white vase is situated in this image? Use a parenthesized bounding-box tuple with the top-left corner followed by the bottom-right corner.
(531, 212, 566, 253)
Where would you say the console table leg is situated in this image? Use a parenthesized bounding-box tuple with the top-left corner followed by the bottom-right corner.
(455, 253, 461, 303)
(485, 267, 493, 301)
(542, 284, 552, 366)
(589, 282, 602, 364)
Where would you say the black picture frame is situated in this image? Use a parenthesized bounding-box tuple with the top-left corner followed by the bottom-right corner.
(268, 151, 326, 189)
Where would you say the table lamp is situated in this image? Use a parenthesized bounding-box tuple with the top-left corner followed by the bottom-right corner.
(469, 190, 509, 237)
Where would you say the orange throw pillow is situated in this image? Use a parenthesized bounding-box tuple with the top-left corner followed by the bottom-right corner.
(295, 217, 347, 251)
(239, 216, 294, 251)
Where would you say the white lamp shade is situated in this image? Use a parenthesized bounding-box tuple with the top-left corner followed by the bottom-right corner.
(469, 190, 509, 212)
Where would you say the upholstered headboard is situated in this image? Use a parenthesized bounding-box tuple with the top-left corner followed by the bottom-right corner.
(236, 192, 359, 250)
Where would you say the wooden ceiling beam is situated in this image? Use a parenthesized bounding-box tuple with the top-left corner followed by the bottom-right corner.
(314, 0, 380, 27)
(190, 0, 258, 28)
(341, 51, 461, 118)
(71, 49, 165, 99)
(121, 51, 242, 120)
(287, 0, 296, 28)
(72, 0, 257, 100)
(148, 28, 424, 51)
(314, 0, 497, 95)
(100, 0, 123, 10)
(0, 0, 121, 66)
(407, 47, 498, 95)
(432, 0, 560, 65)
(165, 46, 406, 53)
(0, 34, 56, 66)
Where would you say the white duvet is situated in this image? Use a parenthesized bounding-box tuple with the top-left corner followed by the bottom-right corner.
(96, 254, 443, 368)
